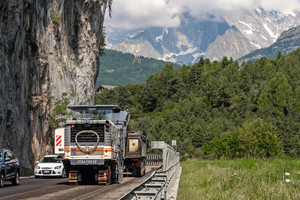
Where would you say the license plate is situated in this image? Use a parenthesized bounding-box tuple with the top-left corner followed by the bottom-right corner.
(43, 170, 50, 174)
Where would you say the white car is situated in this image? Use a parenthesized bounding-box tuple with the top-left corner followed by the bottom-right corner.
(34, 155, 67, 178)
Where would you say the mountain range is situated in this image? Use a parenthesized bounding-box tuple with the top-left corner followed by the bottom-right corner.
(238, 25, 300, 62)
(106, 7, 300, 63)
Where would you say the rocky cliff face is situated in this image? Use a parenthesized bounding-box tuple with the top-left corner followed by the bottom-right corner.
(0, 0, 106, 172)
(205, 26, 256, 61)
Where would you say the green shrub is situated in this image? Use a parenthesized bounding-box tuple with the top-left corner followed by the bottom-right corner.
(51, 11, 61, 27)
(49, 92, 72, 129)
(194, 148, 205, 159)
(203, 118, 283, 158)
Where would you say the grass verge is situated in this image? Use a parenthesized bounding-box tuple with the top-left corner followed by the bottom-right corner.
(177, 158, 300, 199)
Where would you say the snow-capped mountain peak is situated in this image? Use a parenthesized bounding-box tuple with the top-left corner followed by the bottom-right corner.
(107, 8, 300, 63)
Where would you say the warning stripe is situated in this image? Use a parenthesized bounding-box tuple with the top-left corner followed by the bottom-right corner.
(56, 135, 61, 142)
(56, 140, 62, 147)
(56, 135, 62, 147)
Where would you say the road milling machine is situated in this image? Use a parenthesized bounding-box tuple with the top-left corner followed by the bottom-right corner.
(54, 105, 134, 185)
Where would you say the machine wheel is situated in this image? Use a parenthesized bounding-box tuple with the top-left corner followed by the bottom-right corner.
(137, 167, 142, 177)
(0, 173, 5, 188)
(132, 168, 139, 177)
(143, 160, 146, 176)
(12, 172, 20, 185)
(105, 169, 111, 185)
(140, 161, 145, 177)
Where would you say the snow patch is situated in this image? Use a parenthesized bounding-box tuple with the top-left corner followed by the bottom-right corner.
(266, 18, 271, 23)
(256, 8, 262, 15)
(156, 35, 163, 41)
(250, 42, 262, 49)
(176, 47, 198, 56)
(127, 30, 144, 38)
(239, 21, 255, 35)
(239, 21, 252, 29)
(162, 47, 198, 62)
(277, 11, 296, 19)
(244, 29, 253, 35)
(284, 11, 296, 17)
(263, 23, 279, 42)
(155, 29, 168, 41)
(192, 52, 205, 63)
(168, 58, 177, 63)
(260, 34, 268, 41)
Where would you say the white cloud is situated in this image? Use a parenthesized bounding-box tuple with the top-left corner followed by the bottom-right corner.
(259, 0, 300, 12)
(104, 0, 300, 29)
(104, 0, 181, 29)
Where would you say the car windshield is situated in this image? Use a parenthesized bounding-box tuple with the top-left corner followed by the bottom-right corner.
(40, 157, 61, 163)
(0, 152, 2, 162)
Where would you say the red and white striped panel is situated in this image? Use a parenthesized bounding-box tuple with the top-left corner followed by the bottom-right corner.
(56, 135, 62, 147)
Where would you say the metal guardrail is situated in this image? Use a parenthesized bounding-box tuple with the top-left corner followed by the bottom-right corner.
(120, 141, 180, 200)
(146, 154, 163, 166)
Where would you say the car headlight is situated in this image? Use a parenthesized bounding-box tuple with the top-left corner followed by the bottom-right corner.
(36, 166, 40, 169)
(54, 166, 61, 169)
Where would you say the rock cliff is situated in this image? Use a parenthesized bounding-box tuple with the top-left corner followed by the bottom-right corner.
(205, 26, 256, 61)
(0, 0, 106, 172)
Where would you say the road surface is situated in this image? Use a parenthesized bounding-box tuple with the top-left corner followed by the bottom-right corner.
(0, 166, 158, 200)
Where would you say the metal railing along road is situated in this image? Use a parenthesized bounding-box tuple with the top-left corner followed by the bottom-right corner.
(120, 141, 180, 200)
(146, 154, 163, 166)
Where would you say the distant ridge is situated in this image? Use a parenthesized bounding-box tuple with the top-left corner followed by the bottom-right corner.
(238, 25, 300, 62)
(96, 49, 181, 86)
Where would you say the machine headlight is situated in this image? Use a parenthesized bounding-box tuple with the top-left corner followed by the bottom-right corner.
(54, 166, 61, 169)
(36, 166, 40, 169)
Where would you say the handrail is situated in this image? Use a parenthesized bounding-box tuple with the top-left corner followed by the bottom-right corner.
(119, 141, 180, 200)
(119, 166, 162, 200)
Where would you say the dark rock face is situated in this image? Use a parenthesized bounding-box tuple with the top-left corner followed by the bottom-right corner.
(0, 0, 105, 172)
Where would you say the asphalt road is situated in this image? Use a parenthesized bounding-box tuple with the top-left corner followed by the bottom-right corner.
(0, 176, 69, 199)
(0, 166, 158, 200)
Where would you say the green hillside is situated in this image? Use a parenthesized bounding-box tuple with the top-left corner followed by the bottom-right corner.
(96, 49, 181, 87)
(96, 48, 300, 158)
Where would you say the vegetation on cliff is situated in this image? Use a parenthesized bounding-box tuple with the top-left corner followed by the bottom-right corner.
(49, 93, 73, 129)
(96, 48, 300, 158)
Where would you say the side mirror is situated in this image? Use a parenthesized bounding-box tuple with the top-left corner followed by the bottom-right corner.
(5, 157, 11, 162)
(36, 161, 39, 164)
